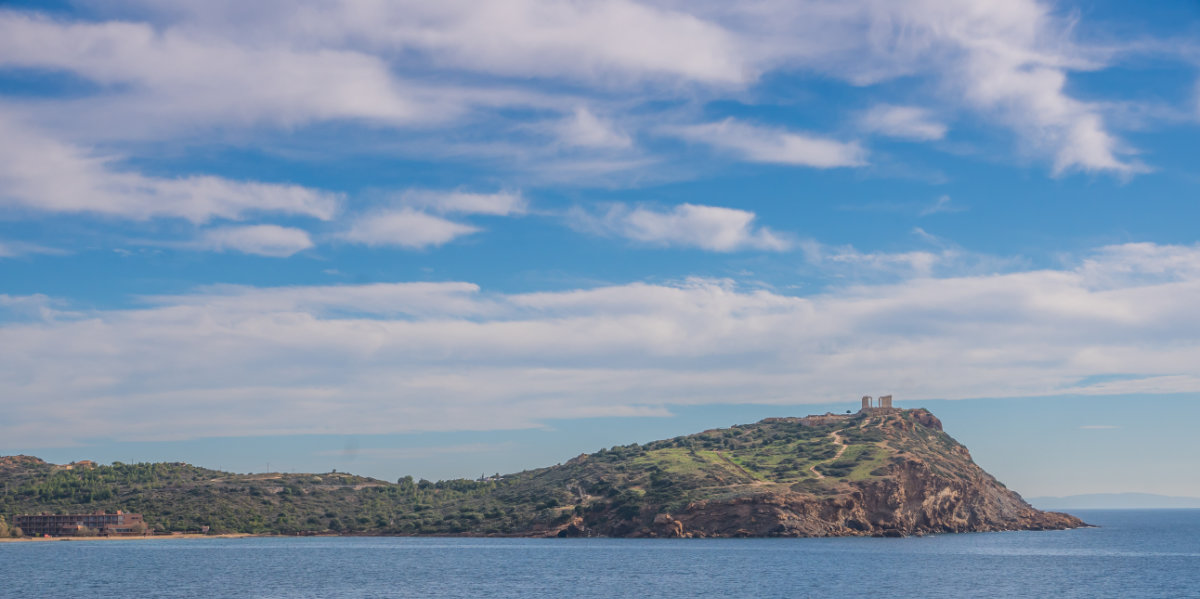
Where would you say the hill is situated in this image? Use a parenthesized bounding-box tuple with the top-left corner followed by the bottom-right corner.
(0, 409, 1084, 537)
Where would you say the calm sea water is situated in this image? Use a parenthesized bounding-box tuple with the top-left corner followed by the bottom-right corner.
(3, 510, 1198, 598)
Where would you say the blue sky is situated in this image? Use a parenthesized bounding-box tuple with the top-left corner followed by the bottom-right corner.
(2, 0, 1199, 498)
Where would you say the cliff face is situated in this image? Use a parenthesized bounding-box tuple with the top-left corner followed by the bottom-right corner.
(552, 409, 1086, 538)
(649, 460, 1083, 538)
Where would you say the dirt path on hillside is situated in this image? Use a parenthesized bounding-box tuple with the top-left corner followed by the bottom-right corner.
(809, 430, 847, 480)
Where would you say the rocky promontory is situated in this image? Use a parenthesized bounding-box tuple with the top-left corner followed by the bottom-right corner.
(0, 408, 1085, 538)
(545, 409, 1086, 538)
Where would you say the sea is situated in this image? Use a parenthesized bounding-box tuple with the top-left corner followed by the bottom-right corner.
(3, 510, 1197, 598)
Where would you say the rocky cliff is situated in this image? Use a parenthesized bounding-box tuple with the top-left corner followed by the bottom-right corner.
(547, 409, 1085, 537)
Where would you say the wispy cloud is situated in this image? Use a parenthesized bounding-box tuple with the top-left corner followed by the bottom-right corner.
(0, 239, 64, 258)
(574, 203, 791, 251)
(338, 209, 480, 249)
(919, 195, 965, 216)
(0, 10, 440, 131)
(667, 119, 866, 168)
(0, 115, 340, 223)
(860, 104, 948, 141)
(196, 225, 315, 257)
(398, 190, 528, 216)
(556, 107, 633, 149)
(4, 242, 1200, 445)
(0, 0, 1160, 182)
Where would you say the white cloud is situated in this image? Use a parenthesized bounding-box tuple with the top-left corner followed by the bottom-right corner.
(668, 119, 867, 168)
(0, 115, 340, 222)
(196, 225, 314, 257)
(0, 293, 72, 321)
(919, 195, 964, 216)
(0, 10, 438, 131)
(339, 209, 479, 249)
(860, 104, 947, 141)
(801, 241, 946, 279)
(0, 239, 63, 258)
(557, 107, 633, 149)
(703, 0, 1140, 174)
(145, 281, 499, 319)
(334, 190, 527, 252)
(873, 1, 1136, 174)
(0, 1, 1154, 177)
(3, 242, 1200, 445)
(399, 190, 528, 216)
(4, 242, 1200, 445)
(578, 203, 791, 252)
(148, 0, 751, 86)
(1074, 242, 1200, 292)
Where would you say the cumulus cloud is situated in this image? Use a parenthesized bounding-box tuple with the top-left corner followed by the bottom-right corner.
(339, 209, 480, 249)
(577, 203, 791, 251)
(0, 115, 340, 222)
(668, 119, 867, 168)
(3, 242, 1200, 445)
(196, 225, 315, 257)
(860, 104, 948, 141)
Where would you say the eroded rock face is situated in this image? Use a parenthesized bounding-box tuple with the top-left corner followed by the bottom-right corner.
(911, 411, 943, 432)
(563, 410, 1085, 538)
(601, 458, 1085, 538)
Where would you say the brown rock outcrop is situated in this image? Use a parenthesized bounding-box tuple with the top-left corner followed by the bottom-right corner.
(658, 457, 1085, 538)
(567, 409, 1086, 538)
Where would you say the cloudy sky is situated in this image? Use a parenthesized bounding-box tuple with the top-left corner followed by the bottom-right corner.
(2, 0, 1199, 497)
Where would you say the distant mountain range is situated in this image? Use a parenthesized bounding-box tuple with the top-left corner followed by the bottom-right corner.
(1027, 493, 1200, 510)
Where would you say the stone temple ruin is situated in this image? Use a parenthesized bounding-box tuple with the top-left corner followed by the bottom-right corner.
(775, 394, 898, 427)
(860, 394, 894, 412)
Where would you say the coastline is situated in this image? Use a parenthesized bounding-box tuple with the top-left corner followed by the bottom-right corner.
(0, 520, 1095, 543)
(0, 533, 256, 543)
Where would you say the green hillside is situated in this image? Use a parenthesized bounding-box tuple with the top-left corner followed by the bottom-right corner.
(0, 409, 1080, 537)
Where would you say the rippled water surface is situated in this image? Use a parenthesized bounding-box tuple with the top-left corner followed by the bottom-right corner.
(4, 510, 1198, 598)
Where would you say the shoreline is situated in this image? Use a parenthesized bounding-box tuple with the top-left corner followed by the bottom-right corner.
(0, 533, 256, 543)
(0, 522, 1096, 543)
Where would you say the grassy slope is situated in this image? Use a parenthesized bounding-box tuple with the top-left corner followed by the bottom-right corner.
(0, 409, 972, 535)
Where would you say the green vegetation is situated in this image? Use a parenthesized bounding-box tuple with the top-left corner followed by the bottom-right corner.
(0, 515, 22, 537)
(0, 409, 966, 536)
